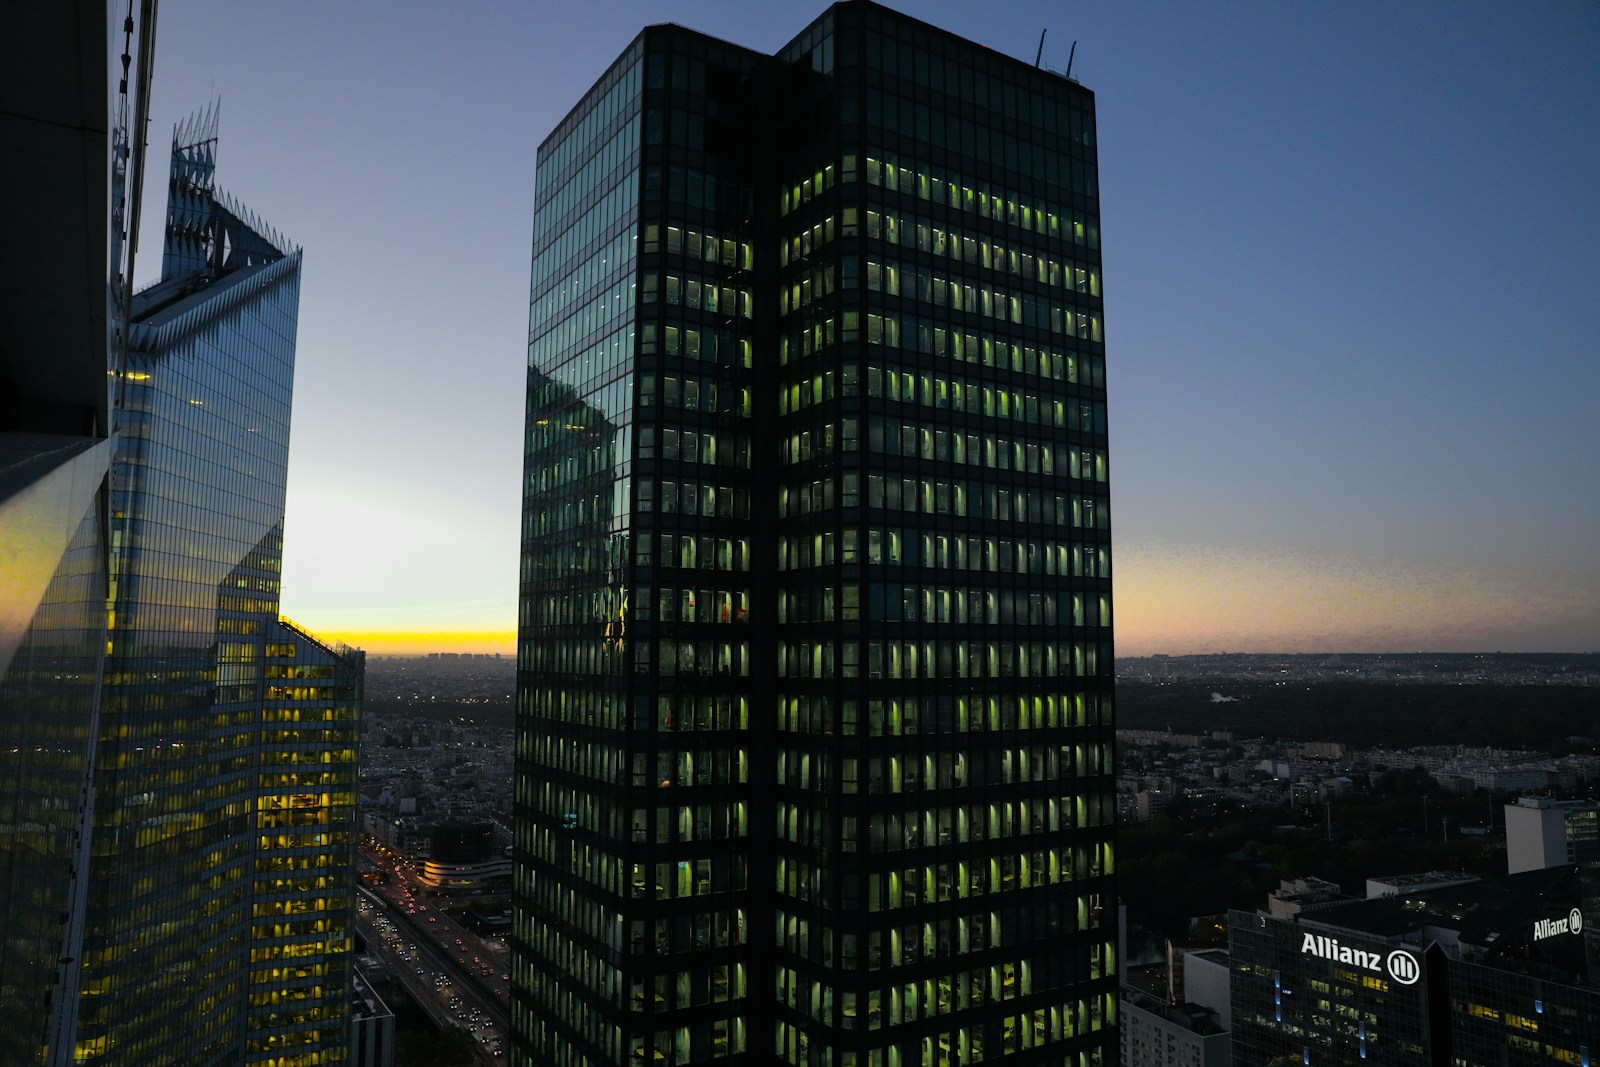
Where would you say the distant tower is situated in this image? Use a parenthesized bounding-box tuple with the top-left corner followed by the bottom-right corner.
(515, 3, 1116, 1065)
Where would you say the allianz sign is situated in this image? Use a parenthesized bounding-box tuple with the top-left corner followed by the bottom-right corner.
(1533, 908, 1584, 942)
(1300, 934, 1421, 985)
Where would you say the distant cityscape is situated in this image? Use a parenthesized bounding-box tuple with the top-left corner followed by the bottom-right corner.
(356, 652, 1599, 1066)
(360, 652, 1599, 835)
(362, 650, 1600, 686)
(6, 4, 1594, 1067)
(1119, 651, 1600, 685)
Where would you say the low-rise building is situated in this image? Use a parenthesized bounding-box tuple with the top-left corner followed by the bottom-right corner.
(1363, 870, 1476, 900)
(1119, 985, 1230, 1067)
(1266, 876, 1345, 919)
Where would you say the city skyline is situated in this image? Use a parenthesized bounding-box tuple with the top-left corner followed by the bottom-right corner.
(135, 0, 1600, 656)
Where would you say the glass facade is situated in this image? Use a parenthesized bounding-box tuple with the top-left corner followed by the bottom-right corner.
(516, 5, 1115, 1066)
(67, 115, 361, 1067)
(1450, 955, 1598, 1067)
(0, 503, 107, 1062)
(246, 621, 362, 1067)
(1, 5, 140, 1058)
(4, 14, 356, 1066)
(1228, 910, 1435, 1067)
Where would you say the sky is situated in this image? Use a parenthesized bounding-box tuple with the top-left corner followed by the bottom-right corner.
(136, 1, 1600, 657)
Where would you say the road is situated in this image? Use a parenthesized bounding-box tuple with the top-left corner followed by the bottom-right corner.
(357, 847, 510, 1061)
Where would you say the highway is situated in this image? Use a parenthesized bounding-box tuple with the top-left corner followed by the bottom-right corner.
(356, 850, 510, 1062)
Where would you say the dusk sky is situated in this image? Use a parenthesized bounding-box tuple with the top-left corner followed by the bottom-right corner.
(136, 1, 1600, 657)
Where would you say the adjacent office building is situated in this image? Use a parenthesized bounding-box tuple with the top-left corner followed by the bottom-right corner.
(516, 3, 1115, 1065)
(1, 5, 144, 1060)
(1229, 866, 1597, 1067)
(349, 970, 396, 1067)
(3, 8, 361, 1065)
(419, 820, 512, 893)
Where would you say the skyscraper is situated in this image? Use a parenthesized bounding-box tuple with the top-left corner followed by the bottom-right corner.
(2, 9, 361, 1062)
(516, 4, 1115, 1066)
(68, 112, 363, 1067)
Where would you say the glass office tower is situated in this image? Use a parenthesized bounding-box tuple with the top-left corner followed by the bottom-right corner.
(516, 4, 1115, 1065)
(68, 113, 362, 1067)
(245, 619, 362, 1066)
(4, 11, 359, 1065)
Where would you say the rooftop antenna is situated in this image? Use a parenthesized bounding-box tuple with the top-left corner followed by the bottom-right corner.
(1066, 41, 1077, 80)
(1035, 29, 1047, 68)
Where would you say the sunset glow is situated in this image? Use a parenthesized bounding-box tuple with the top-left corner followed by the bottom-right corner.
(319, 629, 515, 657)
(1113, 543, 1597, 657)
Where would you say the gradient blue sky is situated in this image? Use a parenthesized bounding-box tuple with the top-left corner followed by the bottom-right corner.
(137, 1, 1600, 655)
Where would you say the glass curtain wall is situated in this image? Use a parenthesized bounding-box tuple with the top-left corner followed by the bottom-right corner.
(768, 7, 1117, 1066)
(244, 620, 362, 1066)
(76, 118, 305, 1066)
(627, 31, 765, 1066)
(0, 508, 107, 1061)
(515, 38, 646, 1067)
(517, 7, 1117, 1067)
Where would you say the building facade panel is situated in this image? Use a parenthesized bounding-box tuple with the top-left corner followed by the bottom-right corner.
(0, 500, 107, 1061)
(1449, 955, 1597, 1066)
(1, 5, 145, 1056)
(515, 36, 652, 1067)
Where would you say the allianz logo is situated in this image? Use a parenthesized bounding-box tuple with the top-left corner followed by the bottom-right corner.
(1533, 908, 1584, 942)
(1300, 933, 1420, 985)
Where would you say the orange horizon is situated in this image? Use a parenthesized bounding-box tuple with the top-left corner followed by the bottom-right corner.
(320, 629, 516, 656)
